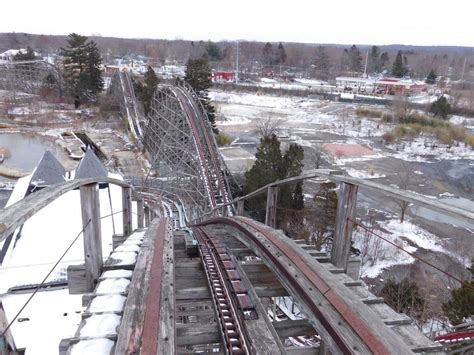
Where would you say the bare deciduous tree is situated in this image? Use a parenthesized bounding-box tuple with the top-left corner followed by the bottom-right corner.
(256, 111, 285, 138)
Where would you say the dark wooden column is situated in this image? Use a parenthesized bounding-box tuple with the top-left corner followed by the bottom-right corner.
(331, 182, 358, 270)
(265, 186, 279, 228)
(80, 183, 103, 292)
(122, 187, 132, 236)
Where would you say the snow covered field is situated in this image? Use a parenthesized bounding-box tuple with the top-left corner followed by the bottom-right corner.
(212, 89, 473, 282)
(353, 216, 470, 279)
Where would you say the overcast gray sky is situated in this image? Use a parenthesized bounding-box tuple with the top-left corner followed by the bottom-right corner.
(2, 0, 473, 46)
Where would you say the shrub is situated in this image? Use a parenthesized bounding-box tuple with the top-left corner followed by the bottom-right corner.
(382, 132, 395, 144)
(355, 107, 384, 118)
(380, 278, 426, 320)
(215, 132, 232, 146)
(464, 134, 474, 149)
(382, 113, 394, 122)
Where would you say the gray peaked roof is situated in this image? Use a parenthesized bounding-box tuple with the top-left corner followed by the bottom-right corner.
(30, 150, 66, 187)
(75, 148, 108, 179)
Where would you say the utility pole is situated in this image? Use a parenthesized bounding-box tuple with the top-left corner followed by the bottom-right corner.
(460, 57, 466, 81)
(363, 51, 369, 78)
(235, 41, 239, 84)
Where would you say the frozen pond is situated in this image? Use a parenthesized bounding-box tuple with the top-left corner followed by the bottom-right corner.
(0, 132, 68, 180)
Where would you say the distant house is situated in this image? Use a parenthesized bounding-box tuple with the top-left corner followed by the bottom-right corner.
(374, 78, 426, 95)
(336, 76, 376, 92)
(336, 76, 426, 95)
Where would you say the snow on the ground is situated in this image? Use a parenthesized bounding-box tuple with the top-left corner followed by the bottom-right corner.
(409, 94, 439, 104)
(449, 115, 474, 126)
(8, 107, 32, 115)
(422, 318, 451, 338)
(79, 314, 121, 337)
(216, 114, 252, 126)
(210, 91, 303, 111)
(212, 90, 473, 167)
(354, 217, 454, 278)
(1, 289, 82, 354)
(70, 339, 114, 355)
(343, 167, 385, 179)
(389, 138, 474, 162)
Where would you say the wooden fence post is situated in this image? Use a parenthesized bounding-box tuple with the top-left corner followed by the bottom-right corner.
(331, 182, 358, 270)
(137, 199, 144, 229)
(237, 200, 245, 216)
(265, 186, 279, 228)
(122, 187, 132, 236)
(80, 183, 102, 292)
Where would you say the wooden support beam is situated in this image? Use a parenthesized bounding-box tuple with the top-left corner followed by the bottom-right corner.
(136, 200, 144, 229)
(122, 187, 132, 237)
(114, 219, 160, 354)
(0, 302, 16, 353)
(80, 183, 103, 293)
(331, 182, 358, 270)
(285, 345, 321, 354)
(273, 319, 316, 338)
(232, 255, 285, 353)
(144, 206, 150, 227)
(176, 324, 221, 346)
(265, 186, 279, 228)
(237, 200, 245, 216)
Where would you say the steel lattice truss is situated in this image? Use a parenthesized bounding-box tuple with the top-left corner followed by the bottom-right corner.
(0, 60, 61, 97)
(109, 71, 142, 139)
(143, 83, 231, 219)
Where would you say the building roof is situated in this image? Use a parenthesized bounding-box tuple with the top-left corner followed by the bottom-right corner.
(74, 149, 108, 180)
(29, 151, 66, 187)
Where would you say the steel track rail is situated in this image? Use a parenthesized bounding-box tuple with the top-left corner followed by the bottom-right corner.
(198, 217, 392, 355)
(179, 86, 229, 206)
(193, 227, 250, 354)
(171, 87, 218, 209)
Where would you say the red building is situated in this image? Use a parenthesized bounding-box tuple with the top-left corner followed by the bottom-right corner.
(212, 71, 235, 82)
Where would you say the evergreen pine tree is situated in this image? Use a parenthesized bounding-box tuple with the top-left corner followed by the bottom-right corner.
(13, 46, 37, 61)
(262, 42, 273, 66)
(280, 143, 304, 209)
(313, 46, 330, 79)
(430, 96, 451, 119)
(311, 181, 337, 249)
(277, 42, 287, 65)
(426, 69, 437, 84)
(135, 66, 159, 116)
(205, 41, 222, 61)
(380, 52, 390, 71)
(61, 33, 104, 102)
(349, 45, 363, 73)
(391, 50, 408, 78)
(442, 275, 474, 325)
(369, 45, 381, 73)
(184, 57, 217, 133)
(244, 134, 284, 221)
